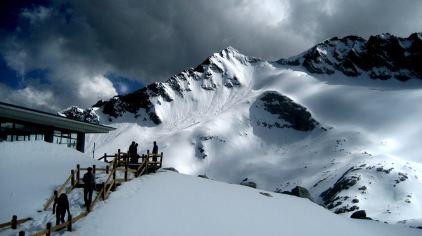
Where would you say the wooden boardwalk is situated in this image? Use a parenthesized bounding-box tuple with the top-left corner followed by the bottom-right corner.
(0, 149, 163, 236)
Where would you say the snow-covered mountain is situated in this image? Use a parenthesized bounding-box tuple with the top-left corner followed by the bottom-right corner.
(73, 33, 422, 227)
(279, 33, 422, 80)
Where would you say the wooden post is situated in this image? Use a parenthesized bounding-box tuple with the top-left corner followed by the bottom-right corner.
(106, 165, 109, 174)
(124, 160, 128, 181)
(118, 149, 121, 160)
(113, 162, 116, 189)
(146, 150, 150, 173)
(11, 215, 17, 229)
(46, 222, 52, 236)
(76, 164, 80, 183)
(71, 170, 75, 187)
(160, 152, 163, 168)
(101, 182, 105, 200)
(67, 214, 72, 232)
(104, 153, 107, 162)
(93, 165, 96, 174)
(19, 231, 25, 236)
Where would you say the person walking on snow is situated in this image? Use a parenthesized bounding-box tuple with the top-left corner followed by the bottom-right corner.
(53, 193, 70, 225)
(83, 167, 95, 211)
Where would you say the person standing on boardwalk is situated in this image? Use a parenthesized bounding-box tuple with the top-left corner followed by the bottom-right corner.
(53, 193, 70, 225)
(152, 141, 158, 162)
(83, 167, 95, 211)
(128, 141, 136, 159)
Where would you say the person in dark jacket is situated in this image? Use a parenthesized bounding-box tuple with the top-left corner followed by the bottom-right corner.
(152, 141, 158, 162)
(53, 193, 70, 225)
(83, 167, 95, 211)
(128, 141, 136, 158)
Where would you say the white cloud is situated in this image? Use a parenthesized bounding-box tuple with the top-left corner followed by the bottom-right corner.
(78, 75, 117, 101)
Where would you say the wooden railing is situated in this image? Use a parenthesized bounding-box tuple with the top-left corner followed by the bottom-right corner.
(0, 215, 31, 230)
(31, 212, 88, 236)
(8, 148, 163, 235)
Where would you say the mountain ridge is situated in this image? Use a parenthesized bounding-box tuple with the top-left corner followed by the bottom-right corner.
(278, 32, 422, 80)
(61, 32, 422, 227)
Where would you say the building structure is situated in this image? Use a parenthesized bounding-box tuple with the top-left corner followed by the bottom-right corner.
(0, 102, 114, 152)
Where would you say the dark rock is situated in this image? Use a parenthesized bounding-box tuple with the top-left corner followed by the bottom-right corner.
(278, 33, 422, 80)
(320, 167, 361, 205)
(335, 205, 359, 214)
(259, 192, 273, 197)
(358, 186, 367, 191)
(257, 91, 319, 131)
(240, 178, 257, 188)
(350, 210, 372, 220)
(290, 186, 313, 201)
(161, 167, 179, 173)
(198, 174, 208, 179)
(59, 106, 100, 124)
(395, 172, 409, 184)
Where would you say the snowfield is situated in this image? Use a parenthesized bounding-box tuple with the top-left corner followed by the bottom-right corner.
(0, 141, 108, 235)
(84, 47, 422, 226)
(66, 171, 421, 236)
(0, 141, 420, 235)
(0, 141, 104, 223)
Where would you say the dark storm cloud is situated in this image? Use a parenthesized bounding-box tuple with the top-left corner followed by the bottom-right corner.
(284, 0, 422, 42)
(1, 0, 422, 111)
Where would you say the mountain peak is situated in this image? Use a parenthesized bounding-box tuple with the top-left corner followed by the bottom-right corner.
(279, 32, 422, 81)
(223, 45, 238, 53)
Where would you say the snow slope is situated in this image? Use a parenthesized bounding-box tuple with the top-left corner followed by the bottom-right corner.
(66, 171, 420, 236)
(1, 142, 419, 235)
(68, 33, 422, 226)
(0, 141, 106, 231)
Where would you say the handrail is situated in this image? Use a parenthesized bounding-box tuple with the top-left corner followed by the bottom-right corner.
(0, 216, 31, 229)
(43, 171, 73, 210)
(66, 177, 78, 194)
(32, 212, 88, 236)
(136, 158, 148, 177)
(28, 149, 163, 235)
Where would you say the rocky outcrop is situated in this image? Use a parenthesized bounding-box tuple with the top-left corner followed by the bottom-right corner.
(58, 106, 100, 124)
(279, 33, 422, 81)
(350, 210, 372, 220)
(240, 178, 257, 188)
(253, 91, 319, 132)
(281, 186, 313, 202)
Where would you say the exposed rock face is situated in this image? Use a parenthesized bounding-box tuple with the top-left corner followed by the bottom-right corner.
(91, 46, 260, 124)
(252, 91, 319, 132)
(281, 186, 313, 202)
(350, 210, 372, 220)
(92, 83, 165, 125)
(240, 178, 257, 188)
(59, 106, 100, 124)
(279, 33, 422, 81)
(321, 167, 361, 205)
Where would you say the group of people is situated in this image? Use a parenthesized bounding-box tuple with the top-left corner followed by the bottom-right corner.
(128, 141, 140, 163)
(53, 167, 95, 225)
(52, 141, 159, 226)
(128, 140, 159, 163)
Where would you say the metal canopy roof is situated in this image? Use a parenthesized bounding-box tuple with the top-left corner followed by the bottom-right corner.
(0, 102, 115, 133)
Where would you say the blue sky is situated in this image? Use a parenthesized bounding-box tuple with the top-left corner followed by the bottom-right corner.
(1, 0, 421, 112)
